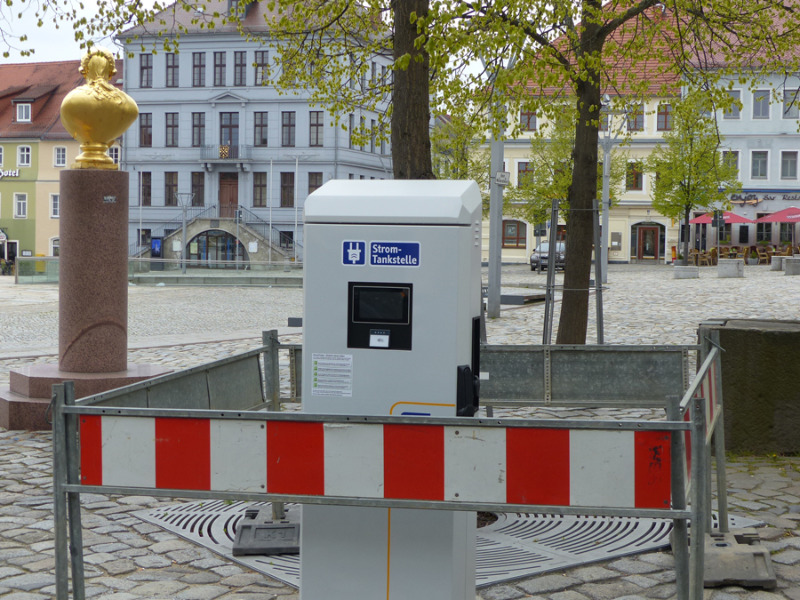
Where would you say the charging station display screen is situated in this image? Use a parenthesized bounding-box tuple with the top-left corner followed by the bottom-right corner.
(352, 286, 410, 324)
(348, 282, 413, 350)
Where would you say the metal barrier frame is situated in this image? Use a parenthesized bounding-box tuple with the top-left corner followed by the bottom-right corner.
(53, 333, 726, 600)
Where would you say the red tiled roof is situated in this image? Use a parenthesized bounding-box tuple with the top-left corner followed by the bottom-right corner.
(0, 59, 124, 141)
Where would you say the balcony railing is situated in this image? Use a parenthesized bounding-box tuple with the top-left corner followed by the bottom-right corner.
(201, 145, 253, 160)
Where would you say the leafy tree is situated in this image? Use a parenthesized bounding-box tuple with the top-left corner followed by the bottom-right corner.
(431, 114, 491, 211)
(505, 105, 626, 230)
(646, 88, 741, 264)
(7, 0, 800, 342)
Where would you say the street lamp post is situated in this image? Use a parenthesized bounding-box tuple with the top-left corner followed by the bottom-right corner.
(599, 95, 624, 285)
(175, 193, 194, 275)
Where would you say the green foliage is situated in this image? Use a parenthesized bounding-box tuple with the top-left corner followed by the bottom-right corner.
(431, 115, 490, 210)
(645, 88, 741, 222)
(504, 105, 626, 226)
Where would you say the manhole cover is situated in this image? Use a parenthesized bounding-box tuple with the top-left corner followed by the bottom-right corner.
(135, 501, 760, 588)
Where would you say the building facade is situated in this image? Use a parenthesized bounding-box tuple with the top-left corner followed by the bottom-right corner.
(714, 75, 800, 249)
(120, 0, 392, 265)
(0, 61, 85, 265)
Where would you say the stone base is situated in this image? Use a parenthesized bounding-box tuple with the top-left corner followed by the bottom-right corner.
(0, 363, 172, 431)
(718, 258, 744, 278)
(673, 265, 700, 279)
(785, 257, 800, 276)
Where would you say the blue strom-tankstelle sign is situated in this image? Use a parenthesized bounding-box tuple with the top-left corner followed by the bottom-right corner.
(342, 241, 420, 267)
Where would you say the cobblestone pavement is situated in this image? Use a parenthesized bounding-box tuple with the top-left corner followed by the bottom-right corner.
(1, 264, 799, 599)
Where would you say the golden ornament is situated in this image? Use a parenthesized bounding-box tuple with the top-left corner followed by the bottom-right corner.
(60, 47, 139, 170)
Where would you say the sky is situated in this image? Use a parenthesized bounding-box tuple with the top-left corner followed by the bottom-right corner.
(2, 2, 125, 64)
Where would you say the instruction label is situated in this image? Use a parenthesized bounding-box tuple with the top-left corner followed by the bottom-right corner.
(311, 353, 353, 397)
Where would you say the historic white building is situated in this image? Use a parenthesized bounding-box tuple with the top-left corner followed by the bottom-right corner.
(119, 0, 391, 265)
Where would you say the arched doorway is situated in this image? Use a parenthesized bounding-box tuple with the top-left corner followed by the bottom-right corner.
(187, 229, 248, 269)
(630, 222, 665, 261)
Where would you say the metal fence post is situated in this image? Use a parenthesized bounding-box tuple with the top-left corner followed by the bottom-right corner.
(64, 381, 86, 600)
(709, 332, 729, 533)
(689, 396, 707, 600)
(53, 384, 69, 600)
(262, 330, 281, 411)
(667, 396, 689, 600)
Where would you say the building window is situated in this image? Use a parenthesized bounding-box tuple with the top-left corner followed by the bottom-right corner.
(517, 161, 534, 186)
(253, 172, 267, 207)
(520, 110, 536, 131)
(756, 214, 771, 242)
(16, 103, 31, 122)
(722, 150, 739, 175)
(108, 146, 120, 164)
(0, 146, 3, 166)
(753, 90, 770, 119)
(783, 90, 800, 119)
(166, 53, 179, 87)
(139, 113, 152, 147)
(281, 111, 296, 147)
(14, 193, 27, 218)
(140, 54, 153, 88)
(54, 146, 67, 167)
(780, 222, 793, 243)
(234, 51, 246, 86)
(192, 52, 206, 87)
(254, 112, 269, 146)
(213, 52, 226, 86)
(308, 171, 323, 194)
(141, 172, 152, 206)
(657, 104, 673, 131)
(165, 113, 179, 147)
(502, 220, 526, 248)
(254, 50, 269, 85)
(626, 162, 644, 190)
(17, 145, 31, 167)
(360, 116, 366, 151)
(50, 193, 60, 218)
(724, 90, 741, 119)
(220, 112, 239, 148)
(192, 113, 205, 147)
(738, 225, 749, 244)
(309, 111, 323, 147)
(751, 151, 768, 179)
(50, 237, 60, 257)
(370, 119, 376, 153)
(164, 172, 178, 206)
(348, 113, 355, 148)
(280, 172, 294, 207)
(191, 172, 205, 206)
(279, 231, 294, 248)
(626, 104, 644, 132)
(781, 151, 797, 179)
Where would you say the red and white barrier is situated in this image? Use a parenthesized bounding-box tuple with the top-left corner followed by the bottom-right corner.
(79, 416, 671, 510)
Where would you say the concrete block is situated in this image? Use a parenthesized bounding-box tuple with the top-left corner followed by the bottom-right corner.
(704, 530, 776, 589)
(673, 266, 699, 279)
(770, 256, 785, 271)
(785, 257, 800, 276)
(717, 258, 744, 278)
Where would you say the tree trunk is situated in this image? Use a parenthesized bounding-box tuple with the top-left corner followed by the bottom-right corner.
(682, 205, 691, 265)
(555, 20, 603, 345)
(391, 0, 434, 180)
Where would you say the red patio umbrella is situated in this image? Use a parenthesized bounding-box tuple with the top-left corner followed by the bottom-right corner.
(757, 206, 800, 247)
(755, 206, 800, 223)
(688, 211, 755, 224)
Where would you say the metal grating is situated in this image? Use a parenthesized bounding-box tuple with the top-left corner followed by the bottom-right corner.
(135, 502, 759, 589)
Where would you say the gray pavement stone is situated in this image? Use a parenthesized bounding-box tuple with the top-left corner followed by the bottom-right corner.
(517, 574, 581, 594)
(2, 268, 800, 600)
(175, 585, 229, 600)
(551, 591, 592, 600)
(2, 573, 55, 591)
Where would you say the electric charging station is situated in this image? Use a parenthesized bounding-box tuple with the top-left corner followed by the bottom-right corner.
(301, 179, 483, 599)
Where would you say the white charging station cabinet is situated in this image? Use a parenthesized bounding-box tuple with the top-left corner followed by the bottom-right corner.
(301, 179, 483, 600)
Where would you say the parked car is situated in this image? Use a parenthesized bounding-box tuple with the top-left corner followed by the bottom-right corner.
(530, 241, 566, 271)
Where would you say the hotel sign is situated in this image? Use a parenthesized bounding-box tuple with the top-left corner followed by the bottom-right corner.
(0, 169, 20, 180)
(730, 192, 800, 205)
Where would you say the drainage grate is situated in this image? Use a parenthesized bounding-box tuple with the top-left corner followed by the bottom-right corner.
(135, 501, 760, 589)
